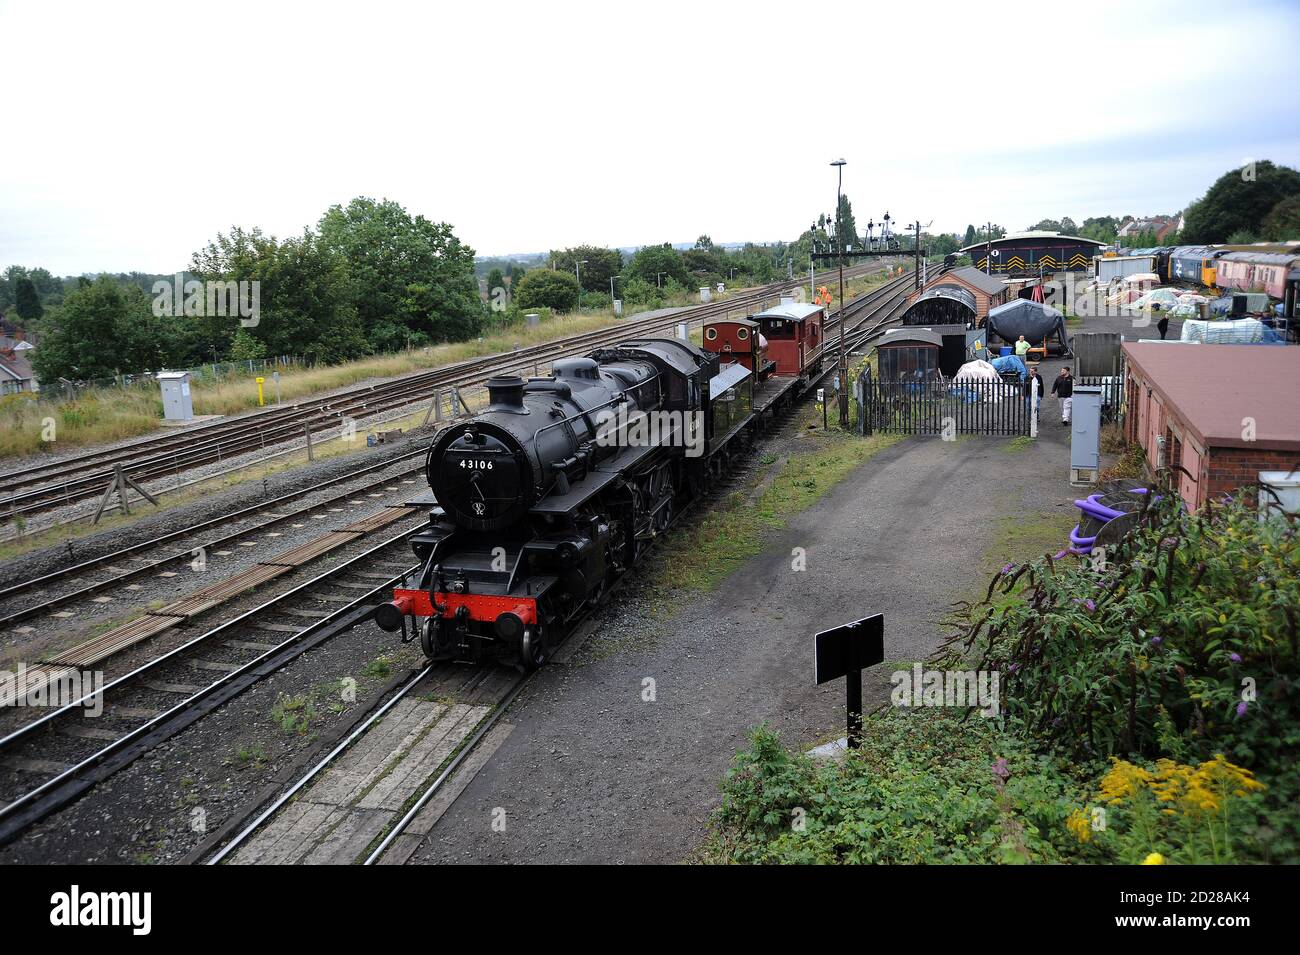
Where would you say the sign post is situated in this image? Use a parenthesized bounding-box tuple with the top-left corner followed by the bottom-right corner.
(814, 614, 884, 748)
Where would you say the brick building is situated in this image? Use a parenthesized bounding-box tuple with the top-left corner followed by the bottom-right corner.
(1122, 342, 1300, 509)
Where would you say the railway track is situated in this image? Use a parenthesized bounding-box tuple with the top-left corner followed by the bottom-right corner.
(0, 453, 428, 629)
(0, 525, 427, 847)
(2, 263, 891, 523)
(193, 274, 924, 866)
(0, 268, 918, 854)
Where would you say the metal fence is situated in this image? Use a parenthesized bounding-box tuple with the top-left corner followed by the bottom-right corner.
(31, 355, 308, 402)
(856, 368, 1031, 436)
(1076, 374, 1125, 425)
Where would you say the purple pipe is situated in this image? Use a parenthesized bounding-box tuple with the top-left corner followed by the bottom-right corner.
(1070, 524, 1098, 548)
(1075, 498, 1126, 522)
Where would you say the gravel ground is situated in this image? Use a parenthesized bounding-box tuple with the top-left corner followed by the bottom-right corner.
(0, 307, 1158, 865)
(403, 312, 1151, 865)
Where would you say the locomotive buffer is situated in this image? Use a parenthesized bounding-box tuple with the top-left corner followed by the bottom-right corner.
(814, 613, 884, 749)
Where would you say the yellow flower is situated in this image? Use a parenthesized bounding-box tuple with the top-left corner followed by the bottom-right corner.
(1141, 852, 1165, 865)
(1099, 759, 1151, 804)
(1066, 808, 1092, 843)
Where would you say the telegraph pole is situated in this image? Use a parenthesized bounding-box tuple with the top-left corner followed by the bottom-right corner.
(831, 158, 848, 428)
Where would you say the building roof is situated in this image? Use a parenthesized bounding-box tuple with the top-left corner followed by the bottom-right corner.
(944, 266, 1007, 296)
(957, 231, 1107, 254)
(1218, 250, 1300, 267)
(752, 302, 823, 322)
(0, 350, 33, 382)
(1122, 342, 1300, 451)
(878, 328, 944, 347)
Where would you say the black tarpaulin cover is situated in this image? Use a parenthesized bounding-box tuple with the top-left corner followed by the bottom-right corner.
(985, 299, 1071, 354)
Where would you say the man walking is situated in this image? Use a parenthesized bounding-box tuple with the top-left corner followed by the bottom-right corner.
(1051, 366, 1074, 426)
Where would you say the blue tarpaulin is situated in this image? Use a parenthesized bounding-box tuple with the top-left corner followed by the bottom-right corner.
(990, 354, 1028, 380)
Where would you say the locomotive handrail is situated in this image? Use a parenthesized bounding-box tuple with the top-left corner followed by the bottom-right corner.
(527, 372, 663, 470)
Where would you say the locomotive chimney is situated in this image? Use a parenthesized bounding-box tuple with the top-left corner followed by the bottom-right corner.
(485, 375, 526, 409)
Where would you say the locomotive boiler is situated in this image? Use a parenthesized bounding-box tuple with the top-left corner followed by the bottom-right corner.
(374, 340, 720, 668)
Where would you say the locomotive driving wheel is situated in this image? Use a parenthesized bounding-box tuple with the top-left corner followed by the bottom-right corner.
(518, 626, 548, 671)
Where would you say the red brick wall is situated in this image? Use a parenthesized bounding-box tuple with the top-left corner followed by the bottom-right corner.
(1203, 447, 1300, 508)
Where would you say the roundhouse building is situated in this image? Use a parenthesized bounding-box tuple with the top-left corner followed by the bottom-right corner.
(959, 231, 1106, 276)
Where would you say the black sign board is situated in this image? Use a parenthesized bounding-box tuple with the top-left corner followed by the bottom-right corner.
(814, 614, 884, 749)
(814, 614, 884, 685)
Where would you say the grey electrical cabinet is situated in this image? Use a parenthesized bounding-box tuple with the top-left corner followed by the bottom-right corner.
(1070, 385, 1103, 485)
(158, 371, 194, 421)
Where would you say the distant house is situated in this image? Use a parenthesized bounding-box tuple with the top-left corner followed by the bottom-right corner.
(1118, 216, 1179, 242)
(0, 322, 37, 394)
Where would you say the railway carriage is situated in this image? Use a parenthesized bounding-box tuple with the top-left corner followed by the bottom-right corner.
(750, 302, 825, 379)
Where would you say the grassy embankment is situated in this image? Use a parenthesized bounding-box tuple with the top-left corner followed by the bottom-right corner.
(0, 287, 734, 460)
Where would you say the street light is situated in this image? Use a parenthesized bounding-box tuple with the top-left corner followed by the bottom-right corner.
(575, 259, 588, 310)
(830, 158, 848, 428)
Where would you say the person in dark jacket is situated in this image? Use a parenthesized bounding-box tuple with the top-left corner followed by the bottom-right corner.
(1051, 367, 1074, 426)
(1155, 304, 1170, 340)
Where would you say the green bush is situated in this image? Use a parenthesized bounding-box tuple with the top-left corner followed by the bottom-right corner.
(938, 491, 1298, 770)
(707, 714, 1090, 864)
(514, 268, 580, 312)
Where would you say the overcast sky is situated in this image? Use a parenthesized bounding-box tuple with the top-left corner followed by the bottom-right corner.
(3, 0, 1299, 275)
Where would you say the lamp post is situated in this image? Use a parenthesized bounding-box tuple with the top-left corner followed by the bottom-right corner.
(575, 259, 588, 310)
(831, 158, 848, 428)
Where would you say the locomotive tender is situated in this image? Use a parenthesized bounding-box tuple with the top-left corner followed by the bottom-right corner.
(374, 303, 826, 669)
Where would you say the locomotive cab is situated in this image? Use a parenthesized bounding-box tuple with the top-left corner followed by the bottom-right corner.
(701, 317, 772, 377)
(753, 302, 825, 378)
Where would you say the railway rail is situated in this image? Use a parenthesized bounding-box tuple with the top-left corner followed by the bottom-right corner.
(0, 268, 919, 853)
(0, 453, 427, 629)
(196, 273, 926, 866)
(0, 527, 427, 847)
(2, 262, 891, 522)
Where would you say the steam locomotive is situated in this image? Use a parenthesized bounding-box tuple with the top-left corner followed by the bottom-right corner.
(373, 303, 826, 669)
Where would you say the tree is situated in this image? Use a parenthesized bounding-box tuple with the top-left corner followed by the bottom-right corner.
(1079, 216, 1121, 243)
(1261, 196, 1300, 241)
(624, 243, 689, 289)
(191, 226, 369, 363)
(1030, 219, 1063, 233)
(32, 277, 189, 380)
(486, 267, 506, 298)
(14, 278, 43, 321)
(548, 245, 623, 293)
(834, 194, 860, 252)
(514, 269, 580, 311)
(318, 196, 481, 352)
(1181, 160, 1300, 244)
(963, 224, 976, 247)
(228, 328, 267, 362)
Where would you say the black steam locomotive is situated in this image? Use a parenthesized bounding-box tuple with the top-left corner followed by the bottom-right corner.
(374, 338, 741, 668)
